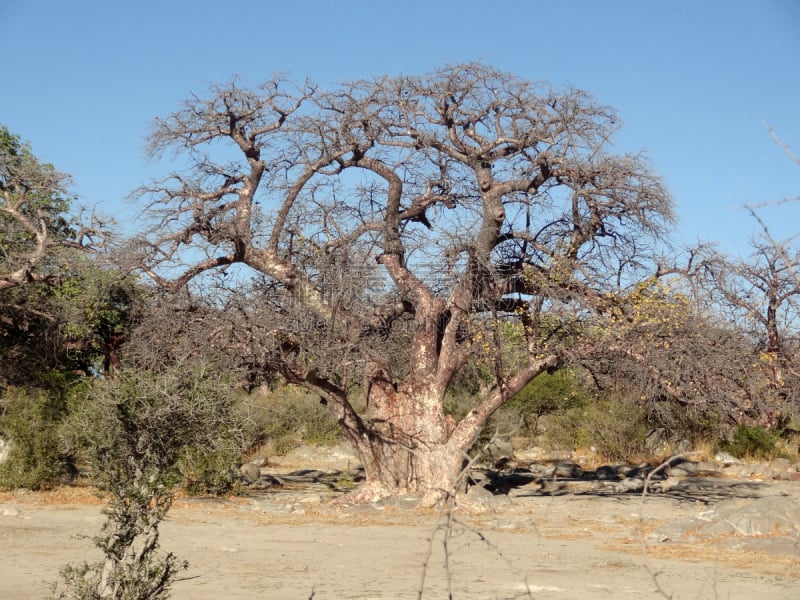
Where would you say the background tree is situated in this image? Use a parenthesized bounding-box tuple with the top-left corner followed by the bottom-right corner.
(705, 238, 800, 420)
(0, 127, 136, 491)
(0, 126, 118, 385)
(0, 126, 95, 290)
(579, 275, 772, 441)
(136, 64, 675, 505)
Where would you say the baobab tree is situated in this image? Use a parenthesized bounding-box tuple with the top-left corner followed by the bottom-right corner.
(136, 64, 674, 505)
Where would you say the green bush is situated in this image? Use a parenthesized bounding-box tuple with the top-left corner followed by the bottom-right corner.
(503, 371, 590, 441)
(722, 425, 782, 460)
(177, 445, 244, 496)
(56, 366, 253, 600)
(0, 386, 76, 490)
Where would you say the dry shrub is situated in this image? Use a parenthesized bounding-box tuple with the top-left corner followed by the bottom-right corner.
(244, 384, 343, 456)
(540, 395, 649, 462)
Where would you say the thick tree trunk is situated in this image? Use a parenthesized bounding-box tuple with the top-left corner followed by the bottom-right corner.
(337, 381, 471, 506)
(344, 424, 470, 507)
(330, 354, 561, 507)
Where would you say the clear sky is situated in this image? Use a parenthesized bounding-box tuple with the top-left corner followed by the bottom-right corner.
(2, 0, 798, 257)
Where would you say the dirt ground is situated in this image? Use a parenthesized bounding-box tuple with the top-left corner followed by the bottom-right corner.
(1, 488, 797, 600)
(2, 448, 799, 600)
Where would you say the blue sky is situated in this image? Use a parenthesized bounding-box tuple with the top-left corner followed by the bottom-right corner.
(1, 0, 798, 257)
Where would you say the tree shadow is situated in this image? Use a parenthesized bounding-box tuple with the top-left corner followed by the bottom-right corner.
(473, 459, 775, 505)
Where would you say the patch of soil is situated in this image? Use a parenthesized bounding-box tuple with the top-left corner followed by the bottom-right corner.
(1, 475, 799, 599)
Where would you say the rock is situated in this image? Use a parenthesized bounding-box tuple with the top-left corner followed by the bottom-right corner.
(721, 463, 752, 478)
(769, 457, 792, 472)
(298, 494, 322, 504)
(553, 461, 582, 478)
(484, 438, 515, 468)
(602, 477, 643, 494)
(700, 496, 800, 537)
(695, 461, 721, 475)
(667, 460, 698, 477)
(460, 482, 503, 512)
(714, 451, 741, 465)
(514, 447, 548, 462)
(652, 496, 800, 543)
(1, 505, 20, 517)
(279, 443, 358, 471)
(594, 465, 619, 480)
(545, 450, 574, 462)
(747, 463, 775, 479)
(239, 462, 261, 483)
(250, 454, 268, 467)
(645, 427, 669, 456)
(650, 477, 682, 494)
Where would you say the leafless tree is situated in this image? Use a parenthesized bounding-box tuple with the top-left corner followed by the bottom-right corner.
(135, 64, 675, 505)
(711, 238, 799, 361)
(580, 273, 773, 435)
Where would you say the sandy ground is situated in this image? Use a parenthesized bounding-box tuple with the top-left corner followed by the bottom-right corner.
(2, 480, 799, 600)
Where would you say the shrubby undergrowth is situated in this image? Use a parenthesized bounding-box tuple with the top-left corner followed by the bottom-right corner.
(55, 366, 253, 600)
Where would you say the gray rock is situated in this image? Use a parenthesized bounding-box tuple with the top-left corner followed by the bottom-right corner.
(667, 462, 697, 477)
(545, 450, 574, 461)
(714, 451, 741, 465)
(594, 465, 619, 480)
(652, 495, 800, 542)
(459, 481, 510, 511)
(701, 496, 800, 537)
(484, 438, 515, 468)
(769, 457, 792, 472)
(748, 463, 775, 479)
(602, 477, 643, 494)
(239, 462, 261, 483)
(721, 463, 752, 478)
(553, 461, 583, 478)
(695, 461, 721, 475)
(649, 477, 682, 494)
(644, 427, 669, 456)
(250, 454, 268, 467)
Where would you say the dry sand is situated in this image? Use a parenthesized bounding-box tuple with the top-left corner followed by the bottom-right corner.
(2, 481, 798, 600)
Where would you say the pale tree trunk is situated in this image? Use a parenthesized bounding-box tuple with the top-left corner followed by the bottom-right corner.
(335, 355, 561, 507)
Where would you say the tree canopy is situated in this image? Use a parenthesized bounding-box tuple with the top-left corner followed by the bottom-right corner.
(134, 64, 678, 504)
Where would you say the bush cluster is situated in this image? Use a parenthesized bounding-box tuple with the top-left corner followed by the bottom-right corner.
(245, 384, 343, 456)
(0, 382, 78, 490)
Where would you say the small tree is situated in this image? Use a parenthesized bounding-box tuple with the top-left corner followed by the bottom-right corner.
(135, 64, 675, 505)
(709, 238, 800, 406)
(580, 276, 771, 429)
(58, 366, 250, 599)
